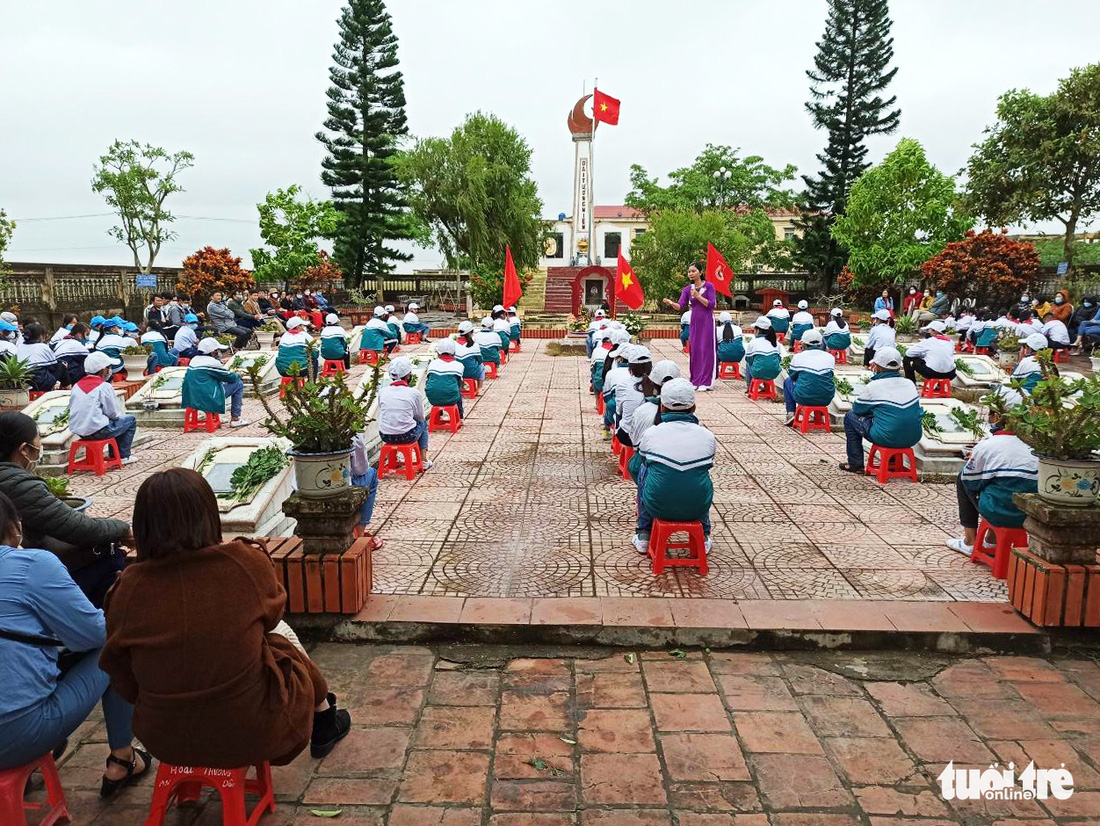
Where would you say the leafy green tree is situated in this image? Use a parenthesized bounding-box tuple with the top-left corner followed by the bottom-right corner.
(398, 112, 545, 308)
(797, 0, 901, 288)
(91, 140, 194, 272)
(0, 210, 14, 277)
(1031, 237, 1100, 268)
(316, 0, 415, 293)
(965, 64, 1100, 274)
(831, 138, 969, 289)
(249, 185, 342, 285)
(625, 144, 797, 212)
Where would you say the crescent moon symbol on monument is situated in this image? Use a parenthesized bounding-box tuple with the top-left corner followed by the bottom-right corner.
(567, 94, 594, 136)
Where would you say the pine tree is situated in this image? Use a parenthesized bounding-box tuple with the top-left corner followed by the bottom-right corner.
(316, 0, 413, 293)
(797, 0, 901, 288)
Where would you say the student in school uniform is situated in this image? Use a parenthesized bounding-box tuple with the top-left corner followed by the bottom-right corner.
(1040, 312, 1071, 352)
(402, 302, 430, 340)
(52, 323, 92, 383)
(320, 313, 351, 368)
(631, 378, 716, 555)
(790, 300, 815, 344)
(378, 356, 432, 470)
(601, 340, 633, 437)
(1012, 333, 1050, 394)
(612, 346, 653, 448)
(349, 432, 383, 550)
(361, 307, 398, 357)
(85, 315, 106, 349)
(181, 338, 249, 427)
(586, 308, 607, 358)
(839, 347, 922, 473)
(91, 318, 131, 372)
(765, 299, 791, 337)
(68, 351, 139, 463)
(945, 407, 1038, 557)
(593, 329, 629, 403)
(276, 317, 317, 378)
(902, 320, 958, 384)
(173, 314, 201, 359)
(425, 338, 466, 417)
(507, 307, 522, 348)
(0, 321, 18, 359)
(140, 327, 178, 374)
(715, 312, 745, 366)
(744, 317, 781, 389)
(384, 305, 404, 346)
(679, 310, 691, 350)
(491, 307, 512, 356)
(19, 323, 70, 391)
(1014, 309, 1044, 338)
(863, 309, 896, 366)
(782, 330, 836, 426)
(973, 310, 1000, 350)
(454, 321, 485, 382)
(475, 317, 503, 371)
(626, 360, 682, 482)
(49, 314, 78, 345)
(954, 309, 975, 345)
(823, 308, 852, 352)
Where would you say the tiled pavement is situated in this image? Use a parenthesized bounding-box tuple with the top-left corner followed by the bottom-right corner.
(52, 644, 1100, 824)
(71, 339, 1007, 605)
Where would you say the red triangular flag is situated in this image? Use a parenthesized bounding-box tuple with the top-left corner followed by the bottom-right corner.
(706, 242, 734, 298)
(617, 250, 645, 310)
(593, 88, 620, 126)
(502, 245, 522, 310)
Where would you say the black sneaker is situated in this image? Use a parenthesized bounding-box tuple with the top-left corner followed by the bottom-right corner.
(310, 693, 352, 759)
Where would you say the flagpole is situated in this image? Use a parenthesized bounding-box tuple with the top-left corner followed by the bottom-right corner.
(591, 77, 599, 308)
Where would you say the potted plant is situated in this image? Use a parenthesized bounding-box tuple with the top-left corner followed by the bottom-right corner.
(120, 344, 152, 376)
(0, 357, 33, 408)
(255, 321, 281, 348)
(41, 474, 91, 512)
(893, 314, 918, 339)
(991, 356, 1100, 507)
(246, 359, 380, 499)
(995, 333, 1020, 369)
(621, 311, 647, 341)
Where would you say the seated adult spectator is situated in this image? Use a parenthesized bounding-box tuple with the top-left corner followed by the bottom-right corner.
(18, 322, 69, 391)
(839, 347, 922, 473)
(161, 293, 185, 343)
(1050, 290, 1073, 326)
(945, 406, 1038, 556)
(632, 379, 715, 555)
(782, 330, 836, 427)
(68, 352, 139, 464)
(0, 491, 149, 793)
(276, 317, 317, 378)
(0, 412, 131, 606)
(314, 290, 330, 311)
(206, 291, 251, 349)
(99, 468, 352, 767)
(173, 313, 201, 359)
(228, 289, 262, 331)
(378, 357, 431, 470)
(52, 323, 92, 382)
(182, 338, 249, 427)
(144, 294, 166, 333)
(903, 320, 958, 384)
(402, 302, 431, 340)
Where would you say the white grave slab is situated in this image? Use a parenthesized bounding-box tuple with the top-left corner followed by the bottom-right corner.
(953, 354, 1007, 388)
(225, 351, 279, 396)
(914, 398, 989, 475)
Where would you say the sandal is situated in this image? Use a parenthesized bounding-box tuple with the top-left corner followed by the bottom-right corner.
(838, 462, 863, 474)
(100, 747, 152, 799)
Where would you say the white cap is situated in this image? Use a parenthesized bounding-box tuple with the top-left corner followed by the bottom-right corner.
(374, 306, 386, 317)
(388, 356, 413, 379)
(923, 320, 946, 333)
(627, 346, 652, 365)
(650, 360, 681, 385)
(435, 338, 456, 355)
(0, 312, 17, 324)
(458, 321, 474, 334)
(797, 300, 809, 310)
(801, 329, 824, 347)
(772, 299, 783, 307)
(831, 307, 843, 317)
(718, 311, 732, 323)
(385, 304, 395, 313)
(753, 317, 772, 330)
(871, 346, 903, 370)
(508, 306, 517, 313)
(287, 317, 306, 330)
(326, 313, 340, 324)
(593, 309, 606, 318)
(83, 351, 115, 374)
(1025, 333, 1049, 352)
(198, 337, 229, 354)
(609, 342, 631, 360)
(481, 317, 494, 329)
(661, 378, 696, 411)
(408, 302, 419, 310)
(872, 309, 892, 321)
(492, 304, 504, 313)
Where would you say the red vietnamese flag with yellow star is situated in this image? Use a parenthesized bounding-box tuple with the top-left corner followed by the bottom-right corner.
(593, 88, 620, 125)
(502, 245, 523, 310)
(617, 250, 645, 310)
(706, 242, 734, 298)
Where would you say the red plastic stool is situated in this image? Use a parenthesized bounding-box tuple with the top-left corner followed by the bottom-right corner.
(512, 340, 521, 353)
(378, 441, 423, 480)
(500, 348, 509, 365)
(596, 391, 605, 415)
(865, 445, 918, 484)
(67, 438, 123, 476)
(406, 332, 423, 345)
(28, 390, 45, 401)
(793, 405, 830, 434)
(321, 359, 346, 377)
(184, 408, 221, 433)
(145, 762, 274, 826)
(748, 378, 776, 401)
(177, 357, 191, 366)
(649, 519, 708, 576)
(310, 311, 324, 329)
(974, 346, 992, 356)
(682, 342, 690, 355)
(718, 362, 741, 380)
(920, 378, 953, 398)
(610, 431, 622, 456)
(279, 377, 306, 398)
(618, 444, 634, 480)
(461, 377, 479, 399)
(358, 350, 380, 366)
(112, 372, 128, 384)
(484, 361, 499, 379)
(792, 340, 804, 354)
(776, 332, 787, 344)
(0, 753, 69, 826)
(429, 405, 461, 434)
(1052, 348, 1070, 363)
(971, 518, 1028, 580)
(829, 349, 848, 364)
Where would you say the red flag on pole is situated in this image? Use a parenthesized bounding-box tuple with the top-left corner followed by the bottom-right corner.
(502, 245, 522, 309)
(593, 88, 620, 125)
(706, 242, 734, 298)
(617, 251, 645, 310)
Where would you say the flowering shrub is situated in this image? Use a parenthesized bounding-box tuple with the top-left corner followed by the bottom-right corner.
(299, 249, 342, 288)
(921, 229, 1039, 307)
(178, 247, 254, 302)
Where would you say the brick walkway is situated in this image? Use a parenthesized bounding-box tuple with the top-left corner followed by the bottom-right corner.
(53, 644, 1100, 824)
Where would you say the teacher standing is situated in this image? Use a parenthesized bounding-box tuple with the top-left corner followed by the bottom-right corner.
(663, 260, 716, 390)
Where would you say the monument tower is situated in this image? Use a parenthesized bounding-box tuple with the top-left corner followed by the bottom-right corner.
(567, 94, 595, 266)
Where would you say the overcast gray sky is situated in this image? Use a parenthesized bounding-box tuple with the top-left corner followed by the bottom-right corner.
(2, 0, 1096, 270)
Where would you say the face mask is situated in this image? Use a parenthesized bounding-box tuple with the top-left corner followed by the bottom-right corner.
(1055, 297, 1064, 304)
(1085, 302, 1094, 309)
(22, 443, 41, 471)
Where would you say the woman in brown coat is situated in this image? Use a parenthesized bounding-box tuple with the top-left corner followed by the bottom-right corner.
(1050, 289, 1074, 324)
(99, 468, 351, 768)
